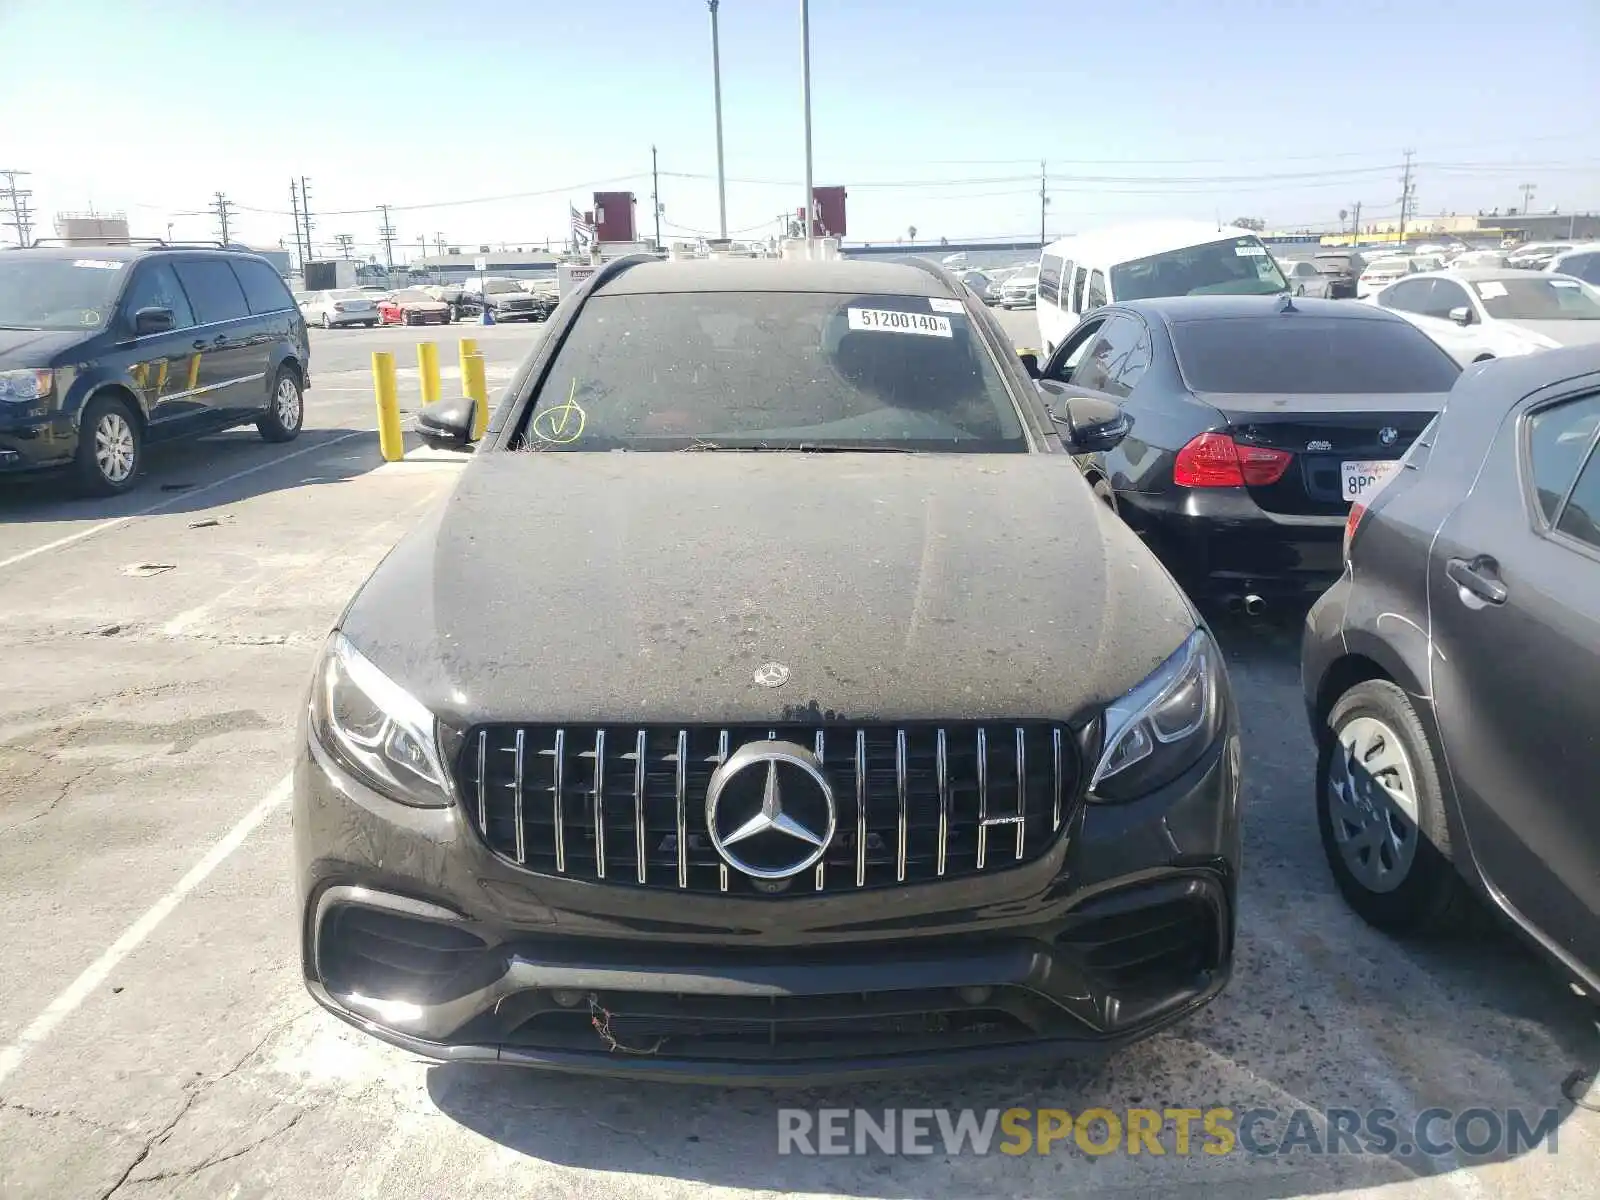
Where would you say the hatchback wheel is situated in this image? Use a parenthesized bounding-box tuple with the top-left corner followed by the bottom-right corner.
(257, 366, 304, 443)
(1316, 679, 1471, 934)
(74, 394, 142, 496)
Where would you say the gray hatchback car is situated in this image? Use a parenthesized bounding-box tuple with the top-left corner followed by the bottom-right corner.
(1303, 346, 1600, 993)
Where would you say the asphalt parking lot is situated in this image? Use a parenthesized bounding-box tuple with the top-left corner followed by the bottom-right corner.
(0, 313, 1596, 1199)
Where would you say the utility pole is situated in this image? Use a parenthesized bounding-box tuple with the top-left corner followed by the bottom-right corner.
(335, 233, 354, 259)
(1519, 181, 1537, 214)
(0, 169, 35, 247)
(435, 232, 446, 255)
(1396, 149, 1416, 246)
(651, 144, 662, 250)
(1351, 201, 1362, 241)
(418, 235, 426, 263)
(212, 192, 233, 244)
(377, 204, 397, 272)
(288, 179, 305, 265)
(299, 177, 314, 259)
(708, 1, 728, 240)
(1039, 159, 1048, 249)
(800, 0, 815, 245)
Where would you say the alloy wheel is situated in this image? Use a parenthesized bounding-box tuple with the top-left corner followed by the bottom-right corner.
(275, 375, 303, 430)
(1326, 715, 1420, 893)
(94, 411, 136, 484)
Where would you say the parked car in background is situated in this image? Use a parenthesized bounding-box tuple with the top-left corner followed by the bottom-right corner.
(1547, 245, 1600, 287)
(1507, 242, 1574, 271)
(422, 284, 469, 320)
(1032, 295, 1460, 607)
(301, 288, 380, 329)
(998, 265, 1040, 309)
(1037, 223, 1287, 354)
(458, 277, 554, 322)
(377, 288, 452, 326)
(1357, 256, 1417, 298)
(1312, 251, 1366, 299)
(296, 254, 1243, 1080)
(0, 245, 309, 494)
(1373, 269, 1600, 364)
(1446, 249, 1508, 270)
(1407, 254, 1446, 274)
(1282, 260, 1334, 298)
(1302, 346, 1600, 995)
(954, 269, 994, 303)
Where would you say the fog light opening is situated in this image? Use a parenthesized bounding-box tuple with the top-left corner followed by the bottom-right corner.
(956, 985, 993, 1006)
(550, 989, 586, 1009)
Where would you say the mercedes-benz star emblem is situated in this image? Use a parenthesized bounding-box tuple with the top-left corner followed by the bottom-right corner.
(1379, 426, 1399, 447)
(705, 741, 836, 880)
(753, 661, 790, 688)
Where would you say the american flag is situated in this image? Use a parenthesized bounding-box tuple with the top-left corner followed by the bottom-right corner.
(570, 205, 593, 244)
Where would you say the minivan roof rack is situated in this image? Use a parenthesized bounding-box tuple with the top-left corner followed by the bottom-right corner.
(21, 237, 229, 250)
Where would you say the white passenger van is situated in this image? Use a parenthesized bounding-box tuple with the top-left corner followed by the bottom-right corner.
(1035, 221, 1288, 355)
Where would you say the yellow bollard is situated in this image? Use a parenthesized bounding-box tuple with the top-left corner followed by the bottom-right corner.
(372, 351, 404, 462)
(417, 341, 441, 405)
(464, 352, 489, 440)
(457, 337, 478, 394)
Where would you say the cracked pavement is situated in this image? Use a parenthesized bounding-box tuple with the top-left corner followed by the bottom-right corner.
(0, 320, 1596, 1199)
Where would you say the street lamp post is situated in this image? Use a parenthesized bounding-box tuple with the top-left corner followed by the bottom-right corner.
(708, 1, 728, 240)
(800, 0, 815, 251)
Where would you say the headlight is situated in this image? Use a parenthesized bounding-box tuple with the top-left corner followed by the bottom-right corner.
(310, 632, 451, 807)
(0, 369, 53, 404)
(1089, 629, 1225, 803)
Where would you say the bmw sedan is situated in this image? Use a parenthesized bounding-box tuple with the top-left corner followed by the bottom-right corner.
(294, 255, 1242, 1082)
(1033, 295, 1461, 609)
(1303, 345, 1600, 994)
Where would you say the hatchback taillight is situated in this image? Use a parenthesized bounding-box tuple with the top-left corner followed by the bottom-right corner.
(1173, 433, 1294, 488)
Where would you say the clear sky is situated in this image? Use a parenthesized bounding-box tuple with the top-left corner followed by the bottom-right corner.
(1, 0, 1596, 257)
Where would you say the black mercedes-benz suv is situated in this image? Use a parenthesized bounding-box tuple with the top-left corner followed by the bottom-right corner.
(0, 243, 309, 494)
(294, 255, 1242, 1082)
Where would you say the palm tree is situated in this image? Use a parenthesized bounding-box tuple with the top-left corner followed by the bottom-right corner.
(908, 224, 918, 243)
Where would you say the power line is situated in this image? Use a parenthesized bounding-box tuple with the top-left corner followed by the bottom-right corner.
(0, 169, 36, 247)
(334, 234, 355, 259)
(212, 191, 233, 244)
(377, 204, 397, 271)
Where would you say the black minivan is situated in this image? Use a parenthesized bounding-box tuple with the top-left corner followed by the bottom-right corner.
(0, 244, 311, 495)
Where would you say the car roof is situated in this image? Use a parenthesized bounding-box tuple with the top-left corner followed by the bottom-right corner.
(1456, 343, 1600, 401)
(598, 257, 954, 297)
(1416, 267, 1556, 282)
(6, 244, 248, 262)
(1116, 295, 1404, 323)
(1043, 220, 1262, 262)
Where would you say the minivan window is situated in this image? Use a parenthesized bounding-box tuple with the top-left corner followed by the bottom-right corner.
(519, 292, 1027, 452)
(1110, 236, 1288, 301)
(1171, 316, 1461, 394)
(1086, 270, 1107, 311)
(1071, 267, 1087, 312)
(173, 260, 250, 324)
(1039, 254, 1063, 305)
(119, 262, 195, 330)
(230, 258, 294, 315)
(0, 257, 130, 332)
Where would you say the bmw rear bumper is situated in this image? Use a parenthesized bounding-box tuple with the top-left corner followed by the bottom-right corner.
(295, 715, 1242, 1082)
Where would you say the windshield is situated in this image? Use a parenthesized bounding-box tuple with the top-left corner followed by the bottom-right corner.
(392, 289, 432, 303)
(1171, 315, 1461, 394)
(329, 289, 365, 299)
(516, 291, 1027, 452)
(1109, 236, 1286, 301)
(1314, 256, 1357, 273)
(0, 257, 129, 331)
(484, 280, 523, 293)
(1475, 277, 1600, 320)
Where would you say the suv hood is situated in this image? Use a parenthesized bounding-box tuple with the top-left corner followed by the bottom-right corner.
(339, 454, 1195, 727)
(0, 328, 86, 367)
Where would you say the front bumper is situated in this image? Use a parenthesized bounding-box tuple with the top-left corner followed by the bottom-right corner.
(1121, 486, 1347, 598)
(294, 716, 1241, 1082)
(0, 406, 74, 473)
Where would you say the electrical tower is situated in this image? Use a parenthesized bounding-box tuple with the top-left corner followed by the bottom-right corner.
(1396, 149, 1417, 245)
(0, 169, 36, 247)
(212, 192, 233, 244)
(1520, 182, 1537, 214)
(289, 179, 305, 265)
(377, 204, 397, 272)
(299, 177, 314, 259)
(334, 234, 355, 259)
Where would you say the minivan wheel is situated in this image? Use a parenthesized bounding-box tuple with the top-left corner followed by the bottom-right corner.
(258, 367, 304, 443)
(74, 394, 142, 496)
(1316, 679, 1471, 935)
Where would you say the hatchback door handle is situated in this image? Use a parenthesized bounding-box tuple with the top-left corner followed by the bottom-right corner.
(1446, 556, 1507, 605)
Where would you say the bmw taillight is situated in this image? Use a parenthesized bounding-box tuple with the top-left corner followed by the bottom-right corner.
(1173, 433, 1294, 488)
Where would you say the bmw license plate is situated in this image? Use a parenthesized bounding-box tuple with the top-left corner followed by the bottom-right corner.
(1341, 459, 1400, 503)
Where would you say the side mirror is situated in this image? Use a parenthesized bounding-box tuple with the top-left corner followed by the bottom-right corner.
(416, 396, 476, 449)
(1449, 306, 1474, 326)
(1018, 350, 1041, 379)
(132, 306, 175, 336)
(1044, 384, 1132, 454)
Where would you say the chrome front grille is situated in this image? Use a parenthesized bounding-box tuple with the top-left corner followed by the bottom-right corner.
(461, 724, 1079, 895)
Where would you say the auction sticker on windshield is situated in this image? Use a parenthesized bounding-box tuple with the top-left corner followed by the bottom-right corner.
(848, 307, 952, 337)
(1342, 459, 1400, 502)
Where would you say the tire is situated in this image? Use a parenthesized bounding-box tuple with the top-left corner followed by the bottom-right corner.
(365, 321, 377, 328)
(73, 393, 142, 496)
(1315, 679, 1472, 935)
(1295, 284, 1307, 297)
(320, 312, 332, 329)
(257, 365, 304, 443)
(402, 311, 415, 326)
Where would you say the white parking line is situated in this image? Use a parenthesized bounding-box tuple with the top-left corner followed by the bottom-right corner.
(0, 429, 372, 574)
(0, 774, 293, 1088)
